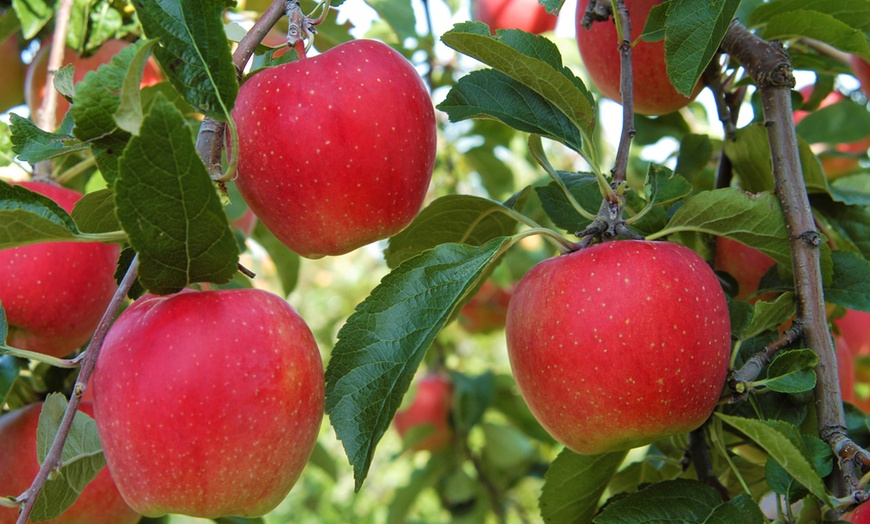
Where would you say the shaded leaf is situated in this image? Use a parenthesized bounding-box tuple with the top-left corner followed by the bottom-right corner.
(737, 292, 796, 340)
(0, 180, 81, 249)
(325, 238, 512, 490)
(540, 449, 626, 524)
(825, 250, 870, 312)
(71, 189, 121, 235)
(593, 479, 721, 523)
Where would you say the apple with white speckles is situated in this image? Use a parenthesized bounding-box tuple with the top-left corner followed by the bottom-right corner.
(232, 39, 437, 259)
(93, 288, 324, 518)
(505, 240, 731, 454)
(0, 181, 120, 358)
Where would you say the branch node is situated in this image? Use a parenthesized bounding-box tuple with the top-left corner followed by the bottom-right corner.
(798, 230, 822, 247)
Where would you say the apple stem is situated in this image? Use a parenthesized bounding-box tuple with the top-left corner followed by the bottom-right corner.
(14, 255, 140, 524)
(720, 20, 859, 498)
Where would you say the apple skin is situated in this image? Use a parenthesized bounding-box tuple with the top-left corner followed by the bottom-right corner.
(0, 181, 120, 358)
(575, 0, 700, 115)
(836, 335, 856, 404)
(393, 374, 453, 452)
(844, 500, 870, 524)
(230, 208, 258, 237)
(0, 402, 140, 524)
(472, 0, 558, 35)
(505, 240, 731, 454)
(836, 309, 870, 357)
(232, 39, 437, 258)
(713, 237, 776, 301)
(458, 281, 513, 334)
(0, 35, 25, 113)
(25, 39, 162, 129)
(93, 288, 325, 518)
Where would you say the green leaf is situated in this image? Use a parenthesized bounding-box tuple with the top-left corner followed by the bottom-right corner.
(437, 69, 584, 153)
(325, 237, 512, 490)
(451, 371, 495, 434)
(32, 393, 106, 522)
(654, 189, 792, 267)
(365, 0, 416, 41)
(0, 122, 13, 168)
(709, 494, 764, 524)
(481, 423, 536, 471)
(384, 194, 523, 268)
(134, 0, 238, 120)
(829, 174, 870, 207)
(387, 455, 451, 524)
(440, 23, 595, 140)
(115, 94, 239, 294)
(763, 348, 819, 394)
(0, 355, 21, 407)
(675, 134, 714, 181)
(9, 114, 88, 163)
(817, 200, 870, 260)
(540, 449, 626, 524)
(536, 172, 602, 234)
(71, 189, 122, 234)
(214, 518, 264, 524)
(747, 0, 870, 56)
(114, 39, 162, 135)
(308, 441, 338, 482)
(0, 180, 82, 249)
(737, 292, 797, 340)
(12, 0, 52, 39)
(724, 124, 829, 195)
(251, 222, 300, 296)
(826, 250, 870, 312)
(796, 99, 870, 145)
(664, 0, 741, 97)
(592, 479, 721, 523)
(715, 413, 832, 506)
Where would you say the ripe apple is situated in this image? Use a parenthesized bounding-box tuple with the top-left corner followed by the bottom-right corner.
(713, 237, 776, 301)
(458, 281, 513, 334)
(505, 240, 731, 454)
(472, 0, 558, 35)
(393, 374, 454, 451)
(232, 39, 437, 258)
(93, 288, 324, 518)
(575, 0, 701, 115)
(835, 309, 870, 357)
(0, 402, 139, 524)
(230, 208, 258, 237)
(794, 85, 870, 179)
(836, 335, 856, 404)
(0, 181, 120, 358)
(25, 38, 163, 129)
(844, 500, 870, 524)
(0, 34, 25, 113)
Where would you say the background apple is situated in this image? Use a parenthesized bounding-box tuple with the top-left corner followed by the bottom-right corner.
(25, 38, 162, 129)
(472, 0, 558, 35)
(458, 281, 513, 334)
(575, 0, 700, 115)
(232, 39, 437, 258)
(393, 374, 454, 452)
(93, 288, 324, 518)
(794, 85, 870, 179)
(844, 499, 870, 523)
(0, 402, 140, 524)
(0, 34, 25, 113)
(505, 240, 731, 454)
(713, 237, 776, 301)
(836, 335, 856, 405)
(0, 181, 120, 358)
(836, 309, 870, 356)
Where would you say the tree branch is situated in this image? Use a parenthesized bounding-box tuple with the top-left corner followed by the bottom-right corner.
(719, 19, 855, 497)
(15, 256, 140, 524)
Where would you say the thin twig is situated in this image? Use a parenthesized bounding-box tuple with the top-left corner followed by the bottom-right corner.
(15, 256, 140, 524)
(610, 0, 633, 187)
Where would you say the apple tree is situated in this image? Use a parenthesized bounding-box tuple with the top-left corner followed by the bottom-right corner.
(1, 0, 870, 522)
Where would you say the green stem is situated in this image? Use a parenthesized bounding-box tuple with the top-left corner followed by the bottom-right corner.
(0, 345, 78, 368)
(509, 227, 578, 254)
(53, 155, 97, 185)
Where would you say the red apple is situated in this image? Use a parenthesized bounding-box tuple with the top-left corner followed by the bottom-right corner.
(0, 402, 139, 524)
(835, 309, 870, 357)
(230, 208, 258, 237)
(505, 240, 731, 454)
(794, 85, 870, 179)
(393, 374, 453, 451)
(93, 288, 324, 518)
(232, 39, 437, 258)
(850, 55, 870, 98)
(25, 38, 163, 129)
(458, 281, 513, 333)
(713, 237, 776, 301)
(836, 335, 856, 404)
(0, 34, 25, 113)
(0, 181, 120, 358)
(472, 0, 558, 35)
(575, 0, 701, 115)
(844, 500, 870, 523)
